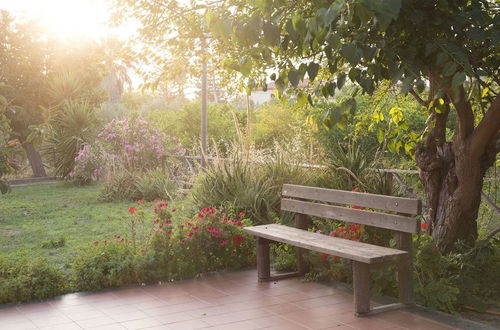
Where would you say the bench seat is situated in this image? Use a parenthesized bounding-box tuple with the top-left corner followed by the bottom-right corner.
(244, 223, 408, 264)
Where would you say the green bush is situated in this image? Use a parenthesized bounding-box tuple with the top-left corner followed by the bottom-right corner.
(191, 155, 279, 224)
(43, 100, 100, 178)
(98, 168, 176, 201)
(72, 240, 151, 291)
(191, 150, 315, 225)
(0, 255, 66, 304)
(147, 102, 242, 150)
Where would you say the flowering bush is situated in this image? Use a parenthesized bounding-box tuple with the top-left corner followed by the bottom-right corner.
(98, 117, 185, 171)
(72, 202, 255, 290)
(149, 205, 255, 279)
(69, 144, 103, 185)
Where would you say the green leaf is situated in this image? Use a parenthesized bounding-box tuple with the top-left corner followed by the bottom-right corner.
(336, 73, 346, 89)
(262, 22, 280, 46)
(341, 43, 361, 65)
(355, 3, 372, 23)
(361, 0, 402, 21)
(288, 70, 300, 87)
(377, 128, 385, 143)
(292, 15, 306, 33)
(442, 62, 457, 77)
(307, 62, 320, 81)
(451, 71, 466, 89)
(326, 33, 341, 48)
(435, 52, 449, 66)
(323, 1, 344, 26)
(401, 76, 414, 94)
(307, 94, 314, 106)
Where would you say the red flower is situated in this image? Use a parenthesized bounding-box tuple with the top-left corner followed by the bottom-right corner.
(238, 212, 246, 218)
(197, 213, 205, 219)
(128, 207, 137, 214)
(421, 223, 428, 233)
(93, 240, 99, 246)
(137, 200, 144, 205)
(232, 234, 245, 247)
(220, 240, 228, 247)
(320, 253, 328, 262)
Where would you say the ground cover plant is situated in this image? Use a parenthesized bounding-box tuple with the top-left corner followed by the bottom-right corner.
(0, 183, 130, 267)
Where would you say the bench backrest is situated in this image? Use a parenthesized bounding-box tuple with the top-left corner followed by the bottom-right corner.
(281, 184, 421, 234)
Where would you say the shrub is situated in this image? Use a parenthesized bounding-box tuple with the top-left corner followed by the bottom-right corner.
(149, 205, 255, 280)
(72, 240, 147, 291)
(98, 116, 184, 171)
(43, 100, 100, 178)
(0, 255, 66, 304)
(69, 144, 103, 185)
(191, 154, 276, 224)
(191, 148, 315, 225)
(98, 168, 176, 201)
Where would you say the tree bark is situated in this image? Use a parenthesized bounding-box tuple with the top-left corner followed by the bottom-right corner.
(414, 82, 500, 253)
(22, 142, 47, 177)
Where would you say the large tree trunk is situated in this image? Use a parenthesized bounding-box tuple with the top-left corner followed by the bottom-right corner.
(22, 142, 47, 177)
(413, 76, 500, 253)
(415, 139, 495, 252)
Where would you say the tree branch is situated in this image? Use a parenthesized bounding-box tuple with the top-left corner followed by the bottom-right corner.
(409, 89, 427, 107)
(448, 85, 475, 141)
(470, 94, 500, 157)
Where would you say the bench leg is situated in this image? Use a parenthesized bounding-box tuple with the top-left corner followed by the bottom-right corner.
(256, 237, 271, 281)
(397, 232, 414, 305)
(352, 261, 370, 316)
(295, 214, 311, 275)
(398, 255, 414, 305)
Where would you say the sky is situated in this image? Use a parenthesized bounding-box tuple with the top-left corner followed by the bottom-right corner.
(0, 0, 133, 41)
(0, 0, 207, 97)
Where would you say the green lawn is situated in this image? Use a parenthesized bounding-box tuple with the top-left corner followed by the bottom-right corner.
(0, 182, 192, 268)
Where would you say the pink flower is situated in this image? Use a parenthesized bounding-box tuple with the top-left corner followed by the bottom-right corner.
(128, 207, 137, 214)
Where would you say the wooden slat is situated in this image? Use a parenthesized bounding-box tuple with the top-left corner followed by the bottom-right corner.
(282, 184, 421, 215)
(281, 199, 419, 233)
(244, 224, 407, 264)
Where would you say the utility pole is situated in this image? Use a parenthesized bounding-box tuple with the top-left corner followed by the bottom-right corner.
(200, 33, 208, 168)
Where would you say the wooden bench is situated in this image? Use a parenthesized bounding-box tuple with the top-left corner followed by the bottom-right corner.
(244, 184, 422, 316)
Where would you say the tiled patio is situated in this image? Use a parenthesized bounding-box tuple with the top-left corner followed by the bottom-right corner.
(1, 269, 458, 330)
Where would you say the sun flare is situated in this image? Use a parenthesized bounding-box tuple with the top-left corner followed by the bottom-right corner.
(1, 0, 129, 40)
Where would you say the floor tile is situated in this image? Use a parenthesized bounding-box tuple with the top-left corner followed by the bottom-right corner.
(0, 270, 456, 330)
